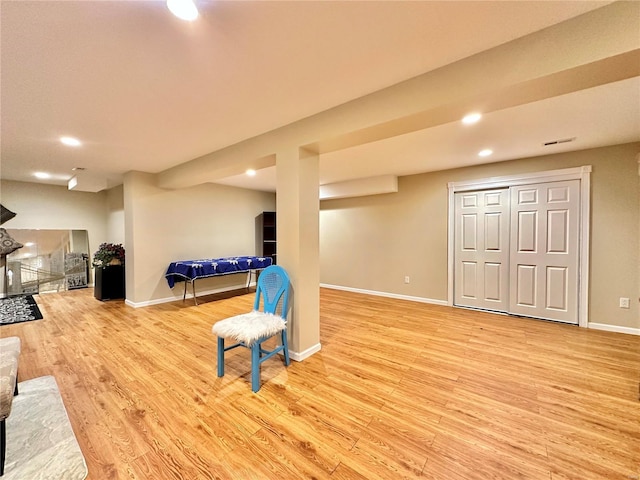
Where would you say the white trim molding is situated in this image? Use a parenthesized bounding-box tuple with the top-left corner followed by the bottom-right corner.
(446, 165, 592, 192)
(289, 343, 322, 362)
(447, 165, 591, 328)
(588, 323, 640, 336)
(320, 283, 448, 306)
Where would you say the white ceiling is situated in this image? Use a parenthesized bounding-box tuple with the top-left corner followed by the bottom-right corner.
(217, 77, 640, 190)
(2, 0, 636, 193)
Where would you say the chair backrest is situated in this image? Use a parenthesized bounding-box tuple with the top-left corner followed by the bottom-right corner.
(254, 265, 290, 318)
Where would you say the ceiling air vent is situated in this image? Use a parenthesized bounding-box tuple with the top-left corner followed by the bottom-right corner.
(543, 137, 576, 146)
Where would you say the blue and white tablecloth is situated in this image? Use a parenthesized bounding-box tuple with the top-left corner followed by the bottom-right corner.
(165, 256, 273, 288)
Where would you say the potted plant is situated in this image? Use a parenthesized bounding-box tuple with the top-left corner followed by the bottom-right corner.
(92, 243, 125, 301)
(92, 243, 125, 268)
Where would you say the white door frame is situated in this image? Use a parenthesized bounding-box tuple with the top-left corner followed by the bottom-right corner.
(447, 165, 591, 328)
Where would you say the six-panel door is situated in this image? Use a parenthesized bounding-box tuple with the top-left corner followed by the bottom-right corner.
(509, 180, 579, 324)
(454, 189, 509, 312)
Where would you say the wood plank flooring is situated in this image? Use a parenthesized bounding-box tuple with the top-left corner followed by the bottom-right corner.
(2, 288, 639, 479)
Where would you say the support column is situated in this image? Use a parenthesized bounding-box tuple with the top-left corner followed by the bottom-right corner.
(276, 147, 321, 361)
(122, 171, 157, 305)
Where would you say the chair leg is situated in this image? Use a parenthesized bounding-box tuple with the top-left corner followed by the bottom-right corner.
(217, 337, 225, 377)
(1, 418, 5, 476)
(251, 343, 261, 393)
(281, 330, 290, 366)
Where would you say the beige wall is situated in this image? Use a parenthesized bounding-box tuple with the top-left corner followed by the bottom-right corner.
(320, 142, 640, 330)
(106, 184, 125, 245)
(123, 172, 276, 305)
(0, 180, 109, 262)
(1, 179, 276, 304)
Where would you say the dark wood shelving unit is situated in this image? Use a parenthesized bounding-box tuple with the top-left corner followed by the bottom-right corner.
(256, 211, 277, 264)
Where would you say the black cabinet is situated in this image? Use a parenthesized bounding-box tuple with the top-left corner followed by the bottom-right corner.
(256, 211, 277, 264)
(94, 265, 125, 301)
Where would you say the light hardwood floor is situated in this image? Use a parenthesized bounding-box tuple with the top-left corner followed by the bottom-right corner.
(3, 288, 639, 479)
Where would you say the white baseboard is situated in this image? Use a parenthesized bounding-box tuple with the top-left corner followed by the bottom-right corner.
(289, 343, 321, 362)
(588, 323, 640, 335)
(126, 298, 164, 308)
(320, 283, 448, 306)
(125, 282, 256, 309)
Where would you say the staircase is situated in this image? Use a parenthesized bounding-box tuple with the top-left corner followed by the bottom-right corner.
(17, 265, 66, 293)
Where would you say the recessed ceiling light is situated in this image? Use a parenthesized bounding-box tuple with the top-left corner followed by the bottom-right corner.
(167, 0, 198, 21)
(24, 242, 35, 247)
(246, 169, 257, 177)
(462, 113, 482, 125)
(60, 136, 81, 147)
(34, 172, 51, 179)
(478, 149, 493, 157)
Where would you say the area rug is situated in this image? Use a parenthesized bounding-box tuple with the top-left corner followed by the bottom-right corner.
(4, 376, 88, 480)
(0, 294, 43, 325)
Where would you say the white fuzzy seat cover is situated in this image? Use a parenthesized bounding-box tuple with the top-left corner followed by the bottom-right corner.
(212, 311, 286, 346)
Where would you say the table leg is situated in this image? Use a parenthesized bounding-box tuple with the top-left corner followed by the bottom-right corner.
(192, 279, 198, 305)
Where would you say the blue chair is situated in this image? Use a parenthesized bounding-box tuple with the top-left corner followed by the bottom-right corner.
(212, 265, 291, 392)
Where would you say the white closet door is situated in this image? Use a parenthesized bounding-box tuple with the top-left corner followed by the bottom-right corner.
(454, 189, 510, 312)
(509, 180, 580, 324)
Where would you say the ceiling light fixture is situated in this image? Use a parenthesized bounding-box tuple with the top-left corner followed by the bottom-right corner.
(34, 172, 51, 179)
(60, 136, 81, 147)
(462, 113, 482, 125)
(246, 169, 257, 177)
(478, 149, 493, 157)
(167, 0, 199, 21)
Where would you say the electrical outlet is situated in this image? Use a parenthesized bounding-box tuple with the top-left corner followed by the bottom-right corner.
(619, 297, 630, 309)
(404, 276, 410, 284)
